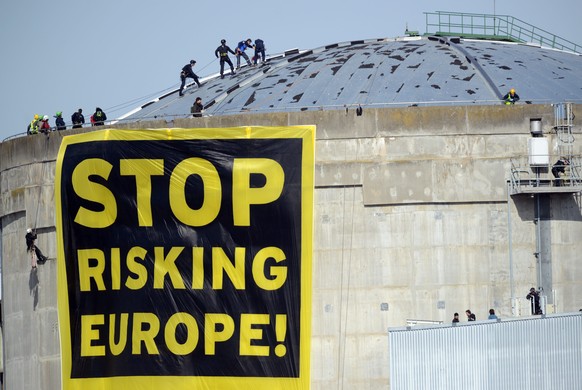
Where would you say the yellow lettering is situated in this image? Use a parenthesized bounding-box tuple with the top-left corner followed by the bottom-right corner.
(72, 158, 117, 228)
(165, 312, 199, 355)
(119, 159, 164, 227)
(192, 247, 204, 289)
(204, 313, 235, 355)
(252, 247, 287, 290)
(132, 312, 160, 355)
(109, 313, 129, 356)
(81, 314, 105, 356)
(153, 247, 185, 289)
(126, 247, 148, 290)
(233, 158, 284, 226)
(212, 247, 245, 289)
(239, 314, 269, 356)
(169, 158, 221, 226)
(111, 247, 121, 290)
(77, 248, 106, 291)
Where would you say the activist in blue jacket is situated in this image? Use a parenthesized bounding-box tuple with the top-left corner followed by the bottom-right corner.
(235, 39, 254, 69)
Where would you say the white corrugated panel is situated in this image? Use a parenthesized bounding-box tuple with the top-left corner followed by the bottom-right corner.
(388, 313, 582, 390)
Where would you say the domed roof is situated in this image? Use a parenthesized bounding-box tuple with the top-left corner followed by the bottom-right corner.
(119, 36, 582, 123)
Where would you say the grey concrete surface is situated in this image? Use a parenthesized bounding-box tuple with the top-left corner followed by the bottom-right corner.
(1, 104, 581, 389)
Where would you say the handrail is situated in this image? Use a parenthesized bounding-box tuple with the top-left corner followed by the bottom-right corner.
(424, 11, 582, 54)
(508, 155, 582, 194)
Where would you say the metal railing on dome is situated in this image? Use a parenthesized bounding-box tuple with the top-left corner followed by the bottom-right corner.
(424, 11, 582, 54)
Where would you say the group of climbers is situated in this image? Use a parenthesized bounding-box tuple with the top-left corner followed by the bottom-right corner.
(214, 38, 266, 78)
(27, 112, 66, 135)
(179, 38, 267, 93)
(178, 38, 266, 117)
(27, 115, 51, 136)
(26, 107, 107, 136)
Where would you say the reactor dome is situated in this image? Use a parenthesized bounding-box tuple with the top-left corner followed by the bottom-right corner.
(119, 35, 582, 123)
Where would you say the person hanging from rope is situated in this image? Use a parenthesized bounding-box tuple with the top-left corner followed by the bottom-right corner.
(26, 228, 47, 269)
(215, 39, 236, 79)
(179, 60, 202, 97)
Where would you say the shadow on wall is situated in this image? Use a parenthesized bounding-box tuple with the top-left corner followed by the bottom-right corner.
(513, 194, 582, 222)
(29, 269, 39, 310)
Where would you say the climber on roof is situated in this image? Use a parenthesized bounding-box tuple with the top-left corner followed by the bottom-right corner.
(179, 60, 201, 97)
(215, 39, 236, 79)
(235, 39, 254, 69)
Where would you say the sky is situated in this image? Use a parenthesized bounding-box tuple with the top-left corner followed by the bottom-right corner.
(1, 0, 581, 141)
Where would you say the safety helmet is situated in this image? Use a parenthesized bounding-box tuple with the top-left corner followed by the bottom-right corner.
(221, 39, 226, 44)
(34, 114, 39, 120)
(510, 88, 515, 94)
(43, 115, 49, 121)
(55, 111, 62, 117)
(27, 228, 32, 233)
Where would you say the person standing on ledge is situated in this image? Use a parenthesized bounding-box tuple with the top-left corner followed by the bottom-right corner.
(92, 107, 107, 126)
(488, 309, 498, 320)
(526, 287, 543, 315)
(552, 157, 569, 187)
(502, 88, 520, 105)
(71, 108, 85, 128)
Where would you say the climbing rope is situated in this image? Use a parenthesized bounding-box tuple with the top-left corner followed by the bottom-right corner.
(32, 136, 51, 230)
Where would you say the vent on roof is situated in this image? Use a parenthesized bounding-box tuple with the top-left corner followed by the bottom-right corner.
(285, 48, 300, 56)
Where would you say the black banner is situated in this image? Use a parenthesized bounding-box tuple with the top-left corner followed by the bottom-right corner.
(56, 127, 314, 390)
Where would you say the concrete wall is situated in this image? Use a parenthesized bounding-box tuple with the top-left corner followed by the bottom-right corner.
(1, 104, 581, 389)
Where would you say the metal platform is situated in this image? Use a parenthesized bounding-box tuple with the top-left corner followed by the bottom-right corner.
(509, 179, 582, 195)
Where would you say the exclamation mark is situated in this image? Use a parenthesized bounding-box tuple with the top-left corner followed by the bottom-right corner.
(274, 314, 287, 357)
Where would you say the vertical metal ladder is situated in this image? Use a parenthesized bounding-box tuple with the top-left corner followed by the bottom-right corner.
(554, 103, 582, 186)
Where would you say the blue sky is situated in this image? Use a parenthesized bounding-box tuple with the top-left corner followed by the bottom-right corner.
(0, 0, 580, 141)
